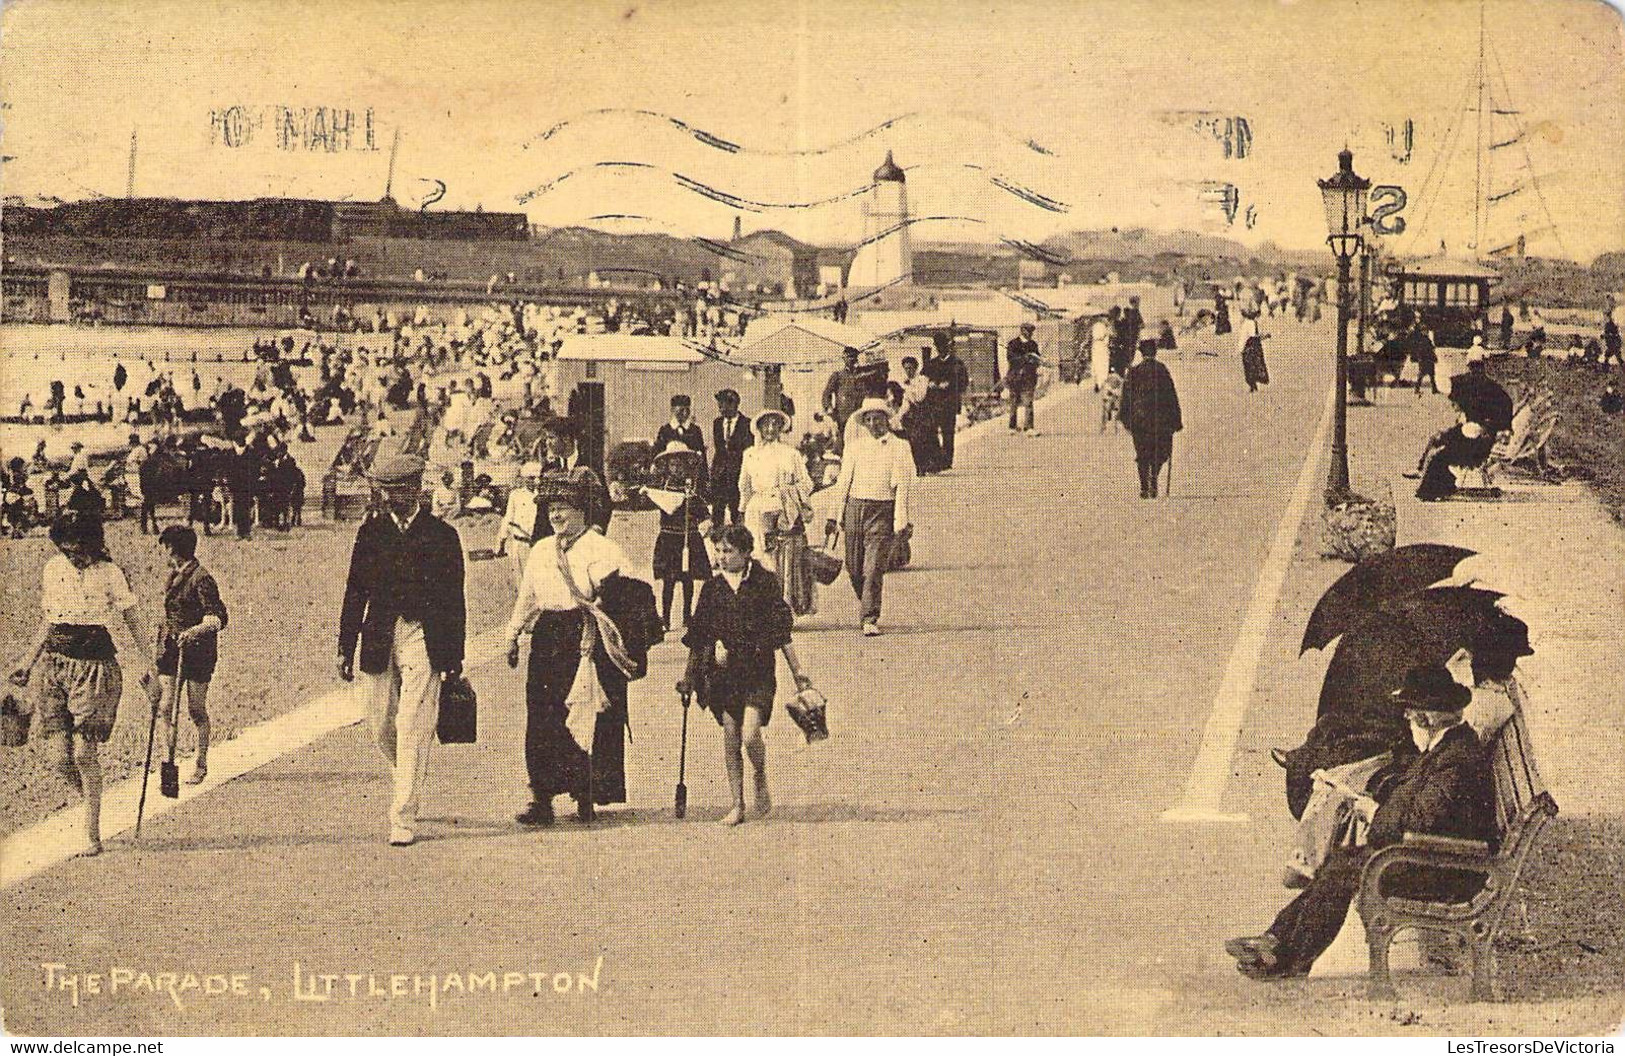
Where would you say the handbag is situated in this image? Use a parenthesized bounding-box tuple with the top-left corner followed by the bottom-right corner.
(886, 530, 912, 571)
(436, 674, 477, 744)
(784, 686, 830, 744)
(1, 691, 31, 748)
(805, 546, 843, 586)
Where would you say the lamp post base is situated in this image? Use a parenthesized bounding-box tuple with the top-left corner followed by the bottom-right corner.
(1318, 485, 1396, 563)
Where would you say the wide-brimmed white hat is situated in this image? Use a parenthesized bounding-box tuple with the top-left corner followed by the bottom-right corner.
(854, 397, 891, 421)
(754, 408, 789, 433)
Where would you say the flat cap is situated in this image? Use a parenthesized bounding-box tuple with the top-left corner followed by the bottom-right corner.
(369, 452, 426, 485)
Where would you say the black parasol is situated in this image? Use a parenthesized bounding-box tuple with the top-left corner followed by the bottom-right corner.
(1448, 372, 1515, 435)
(1282, 585, 1531, 818)
(1300, 543, 1478, 653)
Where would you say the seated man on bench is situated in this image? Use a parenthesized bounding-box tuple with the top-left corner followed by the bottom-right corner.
(1226, 664, 1497, 980)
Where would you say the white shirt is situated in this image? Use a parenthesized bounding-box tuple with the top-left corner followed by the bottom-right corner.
(829, 430, 916, 531)
(738, 441, 813, 512)
(506, 530, 627, 639)
(41, 554, 137, 626)
(501, 486, 538, 543)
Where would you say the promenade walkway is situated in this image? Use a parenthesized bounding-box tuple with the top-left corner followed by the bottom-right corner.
(4, 323, 1620, 1036)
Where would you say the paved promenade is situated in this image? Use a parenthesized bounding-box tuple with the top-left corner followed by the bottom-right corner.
(3, 321, 1620, 1036)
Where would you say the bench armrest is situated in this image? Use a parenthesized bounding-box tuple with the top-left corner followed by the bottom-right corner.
(1400, 832, 1492, 856)
(1359, 838, 1497, 919)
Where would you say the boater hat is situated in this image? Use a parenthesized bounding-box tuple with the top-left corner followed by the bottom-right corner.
(754, 408, 789, 434)
(1391, 663, 1472, 712)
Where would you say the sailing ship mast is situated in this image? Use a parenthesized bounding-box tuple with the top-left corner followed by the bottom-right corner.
(1404, 0, 1571, 261)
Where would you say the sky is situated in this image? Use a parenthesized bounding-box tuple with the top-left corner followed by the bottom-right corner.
(3, 0, 1623, 262)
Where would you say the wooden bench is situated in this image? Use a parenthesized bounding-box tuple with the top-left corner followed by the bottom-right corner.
(1357, 697, 1559, 1001)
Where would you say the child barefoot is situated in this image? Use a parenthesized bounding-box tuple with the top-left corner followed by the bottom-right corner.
(678, 524, 814, 825)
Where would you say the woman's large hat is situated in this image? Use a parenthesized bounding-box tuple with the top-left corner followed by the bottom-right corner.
(753, 408, 789, 434)
(536, 470, 591, 511)
(652, 440, 706, 473)
(854, 397, 891, 422)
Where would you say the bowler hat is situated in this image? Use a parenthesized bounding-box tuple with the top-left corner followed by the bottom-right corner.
(670, 394, 691, 407)
(1391, 663, 1472, 712)
(714, 388, 740, 404)
(369, 452, 426, 485)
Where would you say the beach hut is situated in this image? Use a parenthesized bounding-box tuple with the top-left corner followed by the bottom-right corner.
(550, 334, 773, 463)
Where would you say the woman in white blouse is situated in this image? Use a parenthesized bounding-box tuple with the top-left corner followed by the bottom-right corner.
(738, 409, 814, 564)
(738, 409, 818, 614)
(8, 511, 156, 856)
(503, 477, 630, 827)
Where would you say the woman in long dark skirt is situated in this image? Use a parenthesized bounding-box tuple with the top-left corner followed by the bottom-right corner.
(1240, 312, 1271, 392)
(504, 475, 630, 825)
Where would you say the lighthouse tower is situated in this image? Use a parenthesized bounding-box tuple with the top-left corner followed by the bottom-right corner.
(848, 151, 912, 290)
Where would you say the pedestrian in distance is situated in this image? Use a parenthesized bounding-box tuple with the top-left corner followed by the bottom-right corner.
(709, 389, 753, 526)
(677, 523, 817, 826)
(1004, 322, 1043, 436)
(1120, 340, 1184, 499)
(825, 398, 916, 637)
(645, 442, 712, 630)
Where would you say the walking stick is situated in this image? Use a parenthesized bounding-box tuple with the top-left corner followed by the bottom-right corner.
(135, 674, 162, 837)
(675, 686, 691, 819)
(159, 643, 184, 799)
(1164, 436, 1174, 499)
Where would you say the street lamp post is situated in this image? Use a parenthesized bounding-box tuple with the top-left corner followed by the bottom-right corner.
(1318, 148, 1371, 504)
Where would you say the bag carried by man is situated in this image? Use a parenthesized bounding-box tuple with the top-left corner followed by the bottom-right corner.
(437, 674, 478, 744)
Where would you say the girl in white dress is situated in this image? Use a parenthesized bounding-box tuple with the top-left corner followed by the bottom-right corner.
(737, 410, 818, 613)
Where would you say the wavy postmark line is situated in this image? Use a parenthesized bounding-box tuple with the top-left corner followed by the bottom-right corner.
(515, 162, 1070, 214)
(524, 109, 1055, 158)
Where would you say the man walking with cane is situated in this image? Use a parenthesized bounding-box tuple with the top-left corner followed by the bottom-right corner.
(1120, 340, 1183, 499)
(337, 453, 466, 846)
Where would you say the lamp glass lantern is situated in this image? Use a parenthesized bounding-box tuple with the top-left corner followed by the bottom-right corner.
(1318, 148, 1371, 261)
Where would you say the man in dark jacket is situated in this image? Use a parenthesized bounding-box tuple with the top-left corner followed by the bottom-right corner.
(709, 389, 753, 525)
(1226, 663, 1495, 979)
(1409, 323, 1439, 395)
(1004, 323, 1043, 435)
(337, 453, 466, 846)
(222, 437, 259, 540)
(528, 419, 611, 540)
(1119, 341, 1183, 498)
(822, 347, 883, 454)
(923, 333, 971, 470)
